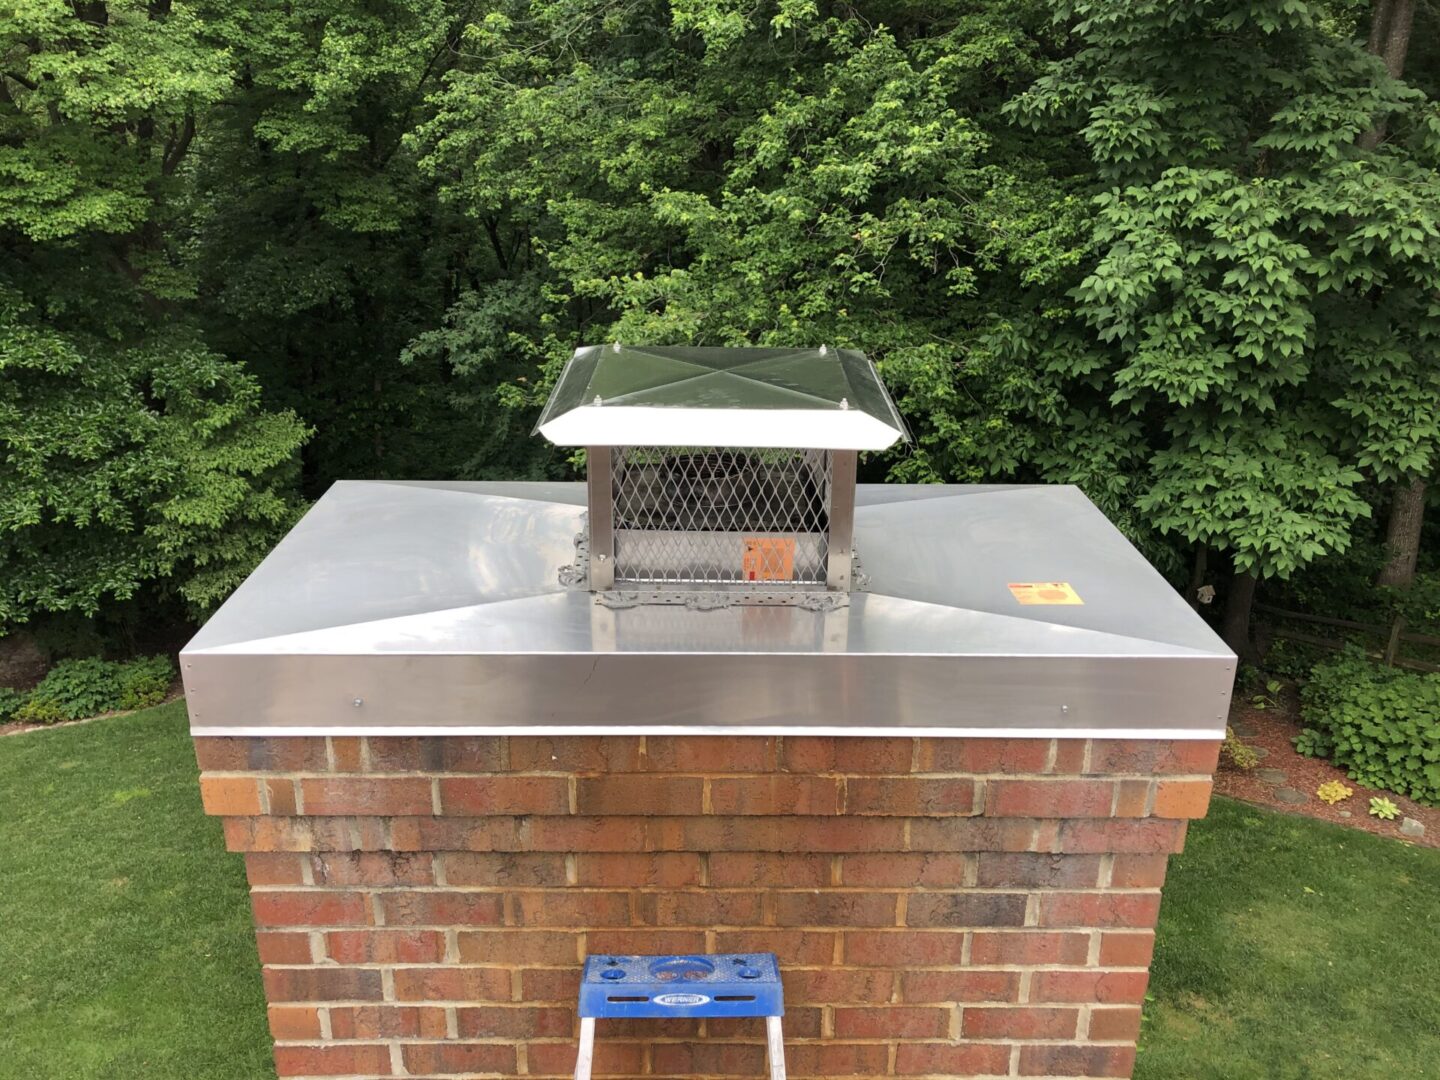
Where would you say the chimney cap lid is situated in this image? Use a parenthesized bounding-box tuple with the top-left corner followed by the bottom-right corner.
(535, 345, 909, 450)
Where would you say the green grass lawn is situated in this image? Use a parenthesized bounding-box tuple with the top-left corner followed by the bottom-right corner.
(2, 703, 1438, 1079)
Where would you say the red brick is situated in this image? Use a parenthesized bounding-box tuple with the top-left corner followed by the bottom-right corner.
(782, 967, 895, 1004)
(842, 852, 966, 887)
(195, 736, 327, 772)
(329, 736, 363, 772)
(715, 929, 837, 965)
(963, 1005, 1079, 1039)
(456, 1005, 571, 1038)
(844, 930, 965, 966)
(1099, 931, 1155, 967)
(1088, 739, 1221, 775)
(1019, 1043, 1137, 1077)
(457, 930, 580, 965)
(528, 1040, 644, 1076)
(251, 891, 368, 928)
(709, 852, 831, 888)
(708, 1008, 823, 1039)
(1052, 738, 1088, 773)
(379, 891, 505, 926)
(263, 778, 299, 816)
(1110, 854, 1169, 888)
(664, 816, 906, 852)
(907, 817, 1037, 852)
(512, 890, 631, 927)
(263, 966, 382, 1002)
(915, 737, 1050, 774)
(273, 1043, 391, 1076)
(586, 928, 709, 956)
(773, 891, 897, 927)
(1032, 969, 1150, 1004)
(1154, 778, 1214, 819)
(224, 815, 367, 853)
(895, 1043, 1012, 1076)
(710, 775, 841, 815)
(525, 817, 649, 852)
(652, 1042, 768, 1074)
(1089, 1005, 1144, 1041)
(576, 775, 702, 815)
(1113, 779, 1151, 818)
(334, 1005, 445, 1039)
(300, 777, 432, 816)
(644, 736, 774, 772)
(636, 891, 764, 926)
(970, 931, 1090, 966)
(401, 1042, 516, 1075)
(365, 735, 502, 773)
(443, 852, 568, 886)
(987, 779, 1114, 818)
(786, 1043, 893, 1076)
(391, 966, 512, 1002)
(1038, 892, 1162, 929)
(975, 853, 1102, 888)
(519, 967, 580, 1002)
(847, 777, 980, 816)
(1057, 819, 1187, 853)
(439, 776, 569, 815)
(834, 1006, 950, 1038)
(326, 929, 446, 964)
(575, 852, 702, 887)
(267, 1004, 321, 1040)
(508, 736, 641, 772)
(782, 736, 913, 773)
(310, 851, 434, 886)
(900, 969, 1021, 1003)
(199, 776, 263, 816)
(256, 931, 312, 964)
(245, 853, 306, 886)
(905, 892, 1028, 928)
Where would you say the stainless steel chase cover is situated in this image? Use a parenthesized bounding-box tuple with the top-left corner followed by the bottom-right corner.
(181, 482, 1234, 738)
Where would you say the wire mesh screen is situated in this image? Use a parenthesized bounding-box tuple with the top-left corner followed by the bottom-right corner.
(610, 447, 832, 585)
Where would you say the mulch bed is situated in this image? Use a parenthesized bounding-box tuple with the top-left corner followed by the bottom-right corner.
(1217, 683, 1437, 849)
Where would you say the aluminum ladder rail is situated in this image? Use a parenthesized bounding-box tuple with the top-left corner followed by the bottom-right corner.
(574, 953, 785, 1080)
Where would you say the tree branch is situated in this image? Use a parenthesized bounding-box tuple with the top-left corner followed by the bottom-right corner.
(162, 114, 195, 175)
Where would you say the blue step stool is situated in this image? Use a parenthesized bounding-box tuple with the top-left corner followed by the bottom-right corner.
(575, 953, 786, 1080)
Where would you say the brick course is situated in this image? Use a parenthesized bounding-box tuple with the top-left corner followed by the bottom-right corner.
(194, 734, 1217, 1079)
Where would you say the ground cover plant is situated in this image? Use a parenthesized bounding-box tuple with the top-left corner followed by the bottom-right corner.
(2, 703, 1439, 1078)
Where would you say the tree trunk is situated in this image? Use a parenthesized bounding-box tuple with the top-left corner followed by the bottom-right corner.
(1222, 568, 1260, 663)
(1186, 543, 1209, 611)
(1359, 0, 1416, 148)
(1377, 476, 1427, 587)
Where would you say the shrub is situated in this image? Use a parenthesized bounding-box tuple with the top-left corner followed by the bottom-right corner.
(0, 686, 27, 722)
(17, 655, 176, 723)
(116, 655, 174, 710)
(1296, 648, 1440, 806)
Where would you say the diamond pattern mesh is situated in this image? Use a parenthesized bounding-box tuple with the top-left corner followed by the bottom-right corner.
(610, 447, 832, 584)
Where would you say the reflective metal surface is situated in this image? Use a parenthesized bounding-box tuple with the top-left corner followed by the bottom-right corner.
(535, 345, 909, 450)
(182, 482, 1236, 737)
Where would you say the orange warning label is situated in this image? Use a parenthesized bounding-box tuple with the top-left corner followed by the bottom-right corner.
(1008, 581, 1083, 605)
(743, 537, 796, 581)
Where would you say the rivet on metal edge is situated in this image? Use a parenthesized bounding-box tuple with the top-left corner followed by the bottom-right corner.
(839, 397, 849, 410)
(1060, 704, 1069, 714)
(353, 698, 364, 707)
(819, 344, 828, 355)
(612, 341, 622, 352)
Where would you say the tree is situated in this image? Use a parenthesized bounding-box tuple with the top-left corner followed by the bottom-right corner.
(0, 1, 309, 632)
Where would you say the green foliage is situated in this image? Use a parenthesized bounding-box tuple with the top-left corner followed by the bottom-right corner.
(1369, 796, 1401, 820)
(1223, 727, 1261, 770)
(1316, 780, 1352, 805)
(16, 656, 175, 724)
(0, 686, 26, 723)
(1297, 649, 1440, 805)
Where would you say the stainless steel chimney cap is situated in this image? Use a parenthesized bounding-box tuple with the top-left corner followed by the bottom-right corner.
(534, 345, 910, 450)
